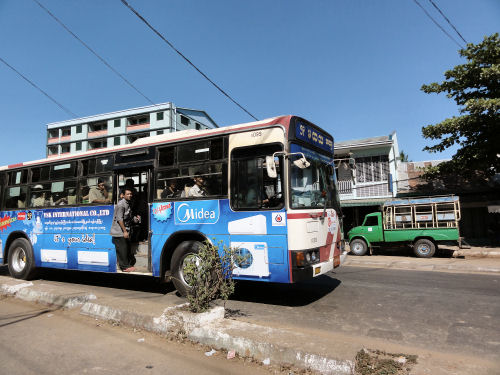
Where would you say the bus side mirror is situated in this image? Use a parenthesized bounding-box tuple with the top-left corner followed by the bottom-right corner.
(293, 157, 310, 169)
(266, 156, 277, 178)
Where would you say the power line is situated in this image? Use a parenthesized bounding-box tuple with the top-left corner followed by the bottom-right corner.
(119, 0, 259, 121)
(0, 56, 78, 118)
(413, 0, 464, 49)
(427, 0, 467, 45)
(33, 0, 157, 106)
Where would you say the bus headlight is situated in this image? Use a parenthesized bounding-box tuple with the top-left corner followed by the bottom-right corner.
(293, 249, 320, 267)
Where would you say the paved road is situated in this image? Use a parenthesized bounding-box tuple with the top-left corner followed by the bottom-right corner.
(228, 266, 500, 361)
(2, 265, 499, 363)
(0, 297, 276, 375)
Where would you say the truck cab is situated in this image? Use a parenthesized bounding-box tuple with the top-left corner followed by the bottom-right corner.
(347, 212, 383, 256)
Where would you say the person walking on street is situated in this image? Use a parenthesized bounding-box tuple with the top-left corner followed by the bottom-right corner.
(110, 188, 139, 272)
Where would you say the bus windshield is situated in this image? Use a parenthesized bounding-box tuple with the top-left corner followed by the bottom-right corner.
(289, 145, 336, 209)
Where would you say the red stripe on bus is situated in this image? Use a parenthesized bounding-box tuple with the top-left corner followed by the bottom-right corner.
(8, 163, 23, 168)
(287, 213, 317, 219)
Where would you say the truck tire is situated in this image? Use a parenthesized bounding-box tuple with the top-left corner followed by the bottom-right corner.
(350, 239, 368, 256)
(7, 238, 37, 280)
(171, 240, 202, 297)
(413, 239, 435, 258)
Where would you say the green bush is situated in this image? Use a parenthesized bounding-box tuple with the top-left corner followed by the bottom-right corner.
(184, 240, 242, 313)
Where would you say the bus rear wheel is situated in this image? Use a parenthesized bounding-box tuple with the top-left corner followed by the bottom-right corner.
(350, 239, 368, 256)
(413, 239, 435, 258)
(8, 238, 37, 280)
(171, 241, 202, 297)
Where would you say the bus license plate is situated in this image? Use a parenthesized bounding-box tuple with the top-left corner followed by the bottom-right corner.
(314, 266, 321, 275)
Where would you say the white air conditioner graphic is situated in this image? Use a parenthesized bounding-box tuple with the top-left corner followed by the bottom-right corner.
(231, 242, 270, 277)
(228, 215, 267, 235)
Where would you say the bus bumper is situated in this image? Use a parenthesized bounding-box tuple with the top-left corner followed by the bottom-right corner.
(291, 251, 348, 283)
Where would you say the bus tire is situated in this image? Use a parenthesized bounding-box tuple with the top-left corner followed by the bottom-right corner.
(7, 238, 37, 280)
(350, 239, 368, 256)
(414, 239, 435, 258)
(171, 240, 202, 297)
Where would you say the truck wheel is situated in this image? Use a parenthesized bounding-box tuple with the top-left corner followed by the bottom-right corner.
(7, 238, 37, 280)
(413, 239, 435, 258)
(171, 241, 202, 297)
(350, 239, 368, 256)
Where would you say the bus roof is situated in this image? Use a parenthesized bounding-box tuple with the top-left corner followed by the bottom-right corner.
(0, 115, 294, 171)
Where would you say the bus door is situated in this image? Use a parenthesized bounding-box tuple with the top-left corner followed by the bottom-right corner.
(113, 147, 155, 273)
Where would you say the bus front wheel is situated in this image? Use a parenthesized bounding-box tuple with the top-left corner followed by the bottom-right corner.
(413, 239, 435, 258)
(8, 238, 37, 280)
(350, 239, 368, 256)
(171, 241, 202, 297)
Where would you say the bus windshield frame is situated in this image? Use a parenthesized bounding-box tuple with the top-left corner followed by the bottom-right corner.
(289, 143, 337, 210)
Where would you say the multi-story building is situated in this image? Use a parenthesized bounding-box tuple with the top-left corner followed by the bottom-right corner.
(334, 132, 400, 230)
(46, 102, 218, 157)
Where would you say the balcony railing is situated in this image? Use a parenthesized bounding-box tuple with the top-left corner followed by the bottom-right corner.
(338, 180, 392, 200)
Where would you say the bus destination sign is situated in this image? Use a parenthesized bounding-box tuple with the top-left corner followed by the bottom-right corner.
(295, 121, 333, 153)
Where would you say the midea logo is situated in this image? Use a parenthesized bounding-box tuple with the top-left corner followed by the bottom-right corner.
(175, 201, 219, 224)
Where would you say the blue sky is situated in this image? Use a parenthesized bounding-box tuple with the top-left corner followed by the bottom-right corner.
(0, 0, 498, 166)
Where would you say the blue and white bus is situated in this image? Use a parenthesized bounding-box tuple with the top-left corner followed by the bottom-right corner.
(0, 115, 347, 295)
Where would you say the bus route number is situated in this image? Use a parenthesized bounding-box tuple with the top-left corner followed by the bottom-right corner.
(251, 131, 262, 138)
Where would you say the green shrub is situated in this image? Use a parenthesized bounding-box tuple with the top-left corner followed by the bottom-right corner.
(184, 240, 243, 313)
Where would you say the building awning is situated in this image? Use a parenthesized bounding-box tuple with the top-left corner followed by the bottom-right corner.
(340, 198, 387, 207)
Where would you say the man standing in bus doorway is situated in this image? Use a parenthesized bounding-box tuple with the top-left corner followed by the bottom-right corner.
(110, 188, 139, 272)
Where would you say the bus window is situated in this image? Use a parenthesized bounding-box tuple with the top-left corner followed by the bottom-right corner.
(31, 166, 50, 183)
(179, 163, 227, 198)
(4, 186, 28, 209)
(231, 145, 283, 210)
(9, 170, 27, 185)
(79, 176, 112, 204)
(50, 162, 77, 180)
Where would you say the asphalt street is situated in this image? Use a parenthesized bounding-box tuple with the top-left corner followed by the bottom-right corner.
(1, 264, 499, 364)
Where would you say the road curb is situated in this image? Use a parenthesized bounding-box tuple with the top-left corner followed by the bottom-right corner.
(0, 278, 354, 374)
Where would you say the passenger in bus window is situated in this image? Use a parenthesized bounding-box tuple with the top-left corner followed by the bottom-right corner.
(161, 179, 181, 199)
(188, 173, 209, 197)
(110, 188, 137, 272)
(89, 178, 111, 204)
(67, 188, 77, 205)
(17, 193, 26, 208)
(52, 192, 68, 206)
(31, 185, 45, 207)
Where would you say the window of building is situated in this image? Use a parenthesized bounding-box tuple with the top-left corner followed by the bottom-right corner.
(88, 139, 106, 150)
(114, 119, 121, 128)
(48, 129, 59, 138)
(61, 145, 70, 154)
(75, 142, 82, 151)
(195, 123, 201, 130)
(355, 155, 389, 183)
(157, 130, 164, 136)
(127, 132, 149, 144)
(61, 128, 71, 137)
(76, 125, 82, 134)
(114, 137, 121, 146)
(180, 115, 190, 126)
(128, 116, 149, 126)
(89, 122, 107, 132)
(156, 112, 164, 121)
(48, 146, 58, 156)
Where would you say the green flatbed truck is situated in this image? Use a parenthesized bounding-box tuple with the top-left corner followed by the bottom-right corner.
(347, 196, 461, 258)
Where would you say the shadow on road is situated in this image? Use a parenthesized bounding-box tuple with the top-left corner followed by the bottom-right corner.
(230, 275, 341, 307)
(0, 266, 176, 295)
